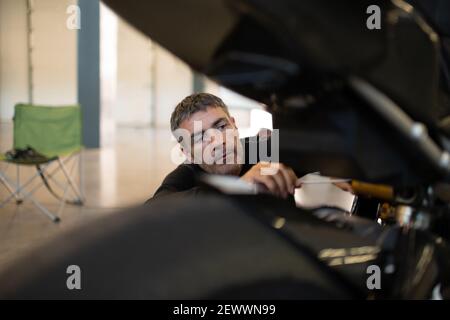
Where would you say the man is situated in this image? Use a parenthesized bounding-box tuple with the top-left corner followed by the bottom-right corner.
(149, 93, 300, 201)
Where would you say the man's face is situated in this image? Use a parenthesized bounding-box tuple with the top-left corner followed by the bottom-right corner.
(178, 106, 243, 175)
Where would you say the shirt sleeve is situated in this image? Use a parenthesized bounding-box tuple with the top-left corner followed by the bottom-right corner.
(146, 164, 199, 202)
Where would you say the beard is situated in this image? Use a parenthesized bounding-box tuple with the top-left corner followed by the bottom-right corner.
(199, 142, 243, 176)
(199, 162, 243, 176)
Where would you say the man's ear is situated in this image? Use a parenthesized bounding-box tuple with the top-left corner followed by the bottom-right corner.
(230, 116, 237, 128)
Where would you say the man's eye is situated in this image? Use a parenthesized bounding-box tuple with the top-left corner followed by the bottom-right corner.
(217, 123, 228, 130)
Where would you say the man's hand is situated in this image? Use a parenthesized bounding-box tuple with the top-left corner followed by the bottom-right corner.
(241, 162, 299, 199)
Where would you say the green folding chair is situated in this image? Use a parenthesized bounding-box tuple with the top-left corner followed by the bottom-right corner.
(0, 104, 84, 223)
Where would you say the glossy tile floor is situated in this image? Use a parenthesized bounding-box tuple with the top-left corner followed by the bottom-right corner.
(0, 122, 177, 273)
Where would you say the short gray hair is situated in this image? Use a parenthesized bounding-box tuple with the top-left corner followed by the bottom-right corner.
(170, 93, 230, 132)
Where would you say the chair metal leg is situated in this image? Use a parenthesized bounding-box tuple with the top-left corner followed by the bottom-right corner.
(0, 166, 45, 207)
(39, 157, 76, 213)
(57, 158, 84, 204)
(56, 158, 77, 216)
(25, 161, 61, 195)
(0, 153, 83, 223)
(28, 195, 60, 223)
(6, 159, 71, 204)
(0, 172, 22, 203)
(16, 164, 23, 204)
(79, 151, 85, 201)
(1, 170, 59, 223)
(41, 156, 83, 205)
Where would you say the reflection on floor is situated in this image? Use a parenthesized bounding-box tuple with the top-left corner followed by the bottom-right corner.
(0, 122, 178, 273)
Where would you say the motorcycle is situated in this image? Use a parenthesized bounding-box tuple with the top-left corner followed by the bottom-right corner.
(0, 0, 449, 299)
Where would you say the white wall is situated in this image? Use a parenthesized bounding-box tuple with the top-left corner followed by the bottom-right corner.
(153, 46, 193, 128)
(0, 1, 264, 134)
(100, 2, 117, 147)
(0, 0, 29, 120)
(115, 18, 153, 127)
(32, 0, 77, 105)
(0, 0, 77, 122)
(113, 11, 193, 129)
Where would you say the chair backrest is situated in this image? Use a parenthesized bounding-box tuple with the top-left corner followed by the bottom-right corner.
(13, 104, 82, 157)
